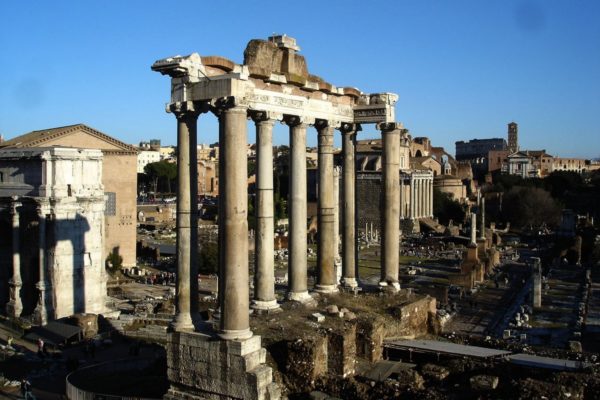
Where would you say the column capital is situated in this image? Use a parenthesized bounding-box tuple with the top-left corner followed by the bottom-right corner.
(339, 123, 362, 135)
(168, 101, 209, 120)
(314, 119, 341, 130)
(283, 115, 314, 127)
(249, 110, 282, 124)
(377, 122, 404, 132)
(10, 201, 21, 215)
(36, 201, 50, 217)
(210, 96, 249, 118)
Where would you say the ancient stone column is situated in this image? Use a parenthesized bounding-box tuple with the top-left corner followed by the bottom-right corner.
(315, 120, 338, 293)
(341, 123, 359, 288)
(410, 177, 415, 219)
(480, 197, 486, 240)
(286, 116, 312, 302)
(470, 212, 477, 246)
(417, 179, 422, 218)
(34, 203, 51, 326)
(217, 99, 252, 340)
(429, 180, 434, 217)
(6, 199, 23, 318)
(170, 101, 201, 331)
(531, 257, 542, 308)
(251, 111, 280, 311)
(379, 123, 402, 290)
(399, 177, 404, 219)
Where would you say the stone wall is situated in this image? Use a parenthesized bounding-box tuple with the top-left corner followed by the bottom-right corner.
(387, 295, 436, 338)
(355, 317, 385, 362)
(286, 334, 328, 382)
(165, 332, 280, 400)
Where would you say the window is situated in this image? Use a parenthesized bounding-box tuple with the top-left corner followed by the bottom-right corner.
(105, 192, 117, 216)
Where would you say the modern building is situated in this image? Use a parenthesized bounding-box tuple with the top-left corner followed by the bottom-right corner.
(137, 149, 161, 173)
(0, 124, 138, 267)
(0, 147, 108, 324)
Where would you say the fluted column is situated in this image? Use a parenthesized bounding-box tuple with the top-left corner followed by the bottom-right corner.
(341, 123, 360, 288)
(429, 180, 434, 217)
(7, 199, 23, 318)
(410, 177, 415, 219)
(379, 123, 402, 290)
(399, 177, 404, 219)
(251, 111, 280, 311)
(285, 116, 312, 302)
(417, 179, 423, 218)
(315, 120, 338, 293)
(170, 101, 201, 331)
(34, 203, 52, 325)
(215, 99, 251, 340)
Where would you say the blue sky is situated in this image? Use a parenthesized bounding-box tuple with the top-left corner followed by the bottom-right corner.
(1, 1, 599, 158)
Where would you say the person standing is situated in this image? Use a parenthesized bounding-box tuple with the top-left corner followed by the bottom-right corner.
(21, 379, 36, 400)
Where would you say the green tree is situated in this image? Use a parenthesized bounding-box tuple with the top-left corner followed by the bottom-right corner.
(501, 186, 561, 229)
(433, 188, 466, 226)
(144, 161, 177, 193)
(198, 242, 218, 274)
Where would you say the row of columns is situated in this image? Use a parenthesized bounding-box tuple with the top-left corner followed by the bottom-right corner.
(6, 199, 53, 325)
(170, 99, 404, 339)
(408, 176, 433, 219)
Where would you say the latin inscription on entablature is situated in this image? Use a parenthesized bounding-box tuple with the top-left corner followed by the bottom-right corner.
(246, 89, 355, 122)
(247, 92, 305, 109)
(353, 106, 394, 124)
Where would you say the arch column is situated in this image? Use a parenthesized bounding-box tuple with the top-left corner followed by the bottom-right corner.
(379, 122, 402, 291)
(341, 123, 360, 288)
(285, 116, 313, 302)
(7, 199, 23, 318)
(315, 120, 339, 293)
(170, 101, 202, 331)
(250, 111, 281, 311)
(34, 202, 52, 326)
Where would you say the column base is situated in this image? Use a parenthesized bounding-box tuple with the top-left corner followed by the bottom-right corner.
(286, 290, 314, 303)
(5, 301, 22, 319)
(218, 327, 254, 341)
(314, 284, 339, 294)
(379, 281, 401, 292)
(166, 331, 280, 400)
(171, 312, 195, 332)
(341, 277, 359, 289)
(251, 299, 281, 312)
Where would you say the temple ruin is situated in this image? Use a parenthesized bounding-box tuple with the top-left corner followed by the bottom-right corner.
(151, 35, 413, 399)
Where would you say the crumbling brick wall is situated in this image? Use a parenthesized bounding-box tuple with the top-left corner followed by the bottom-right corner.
(286, 334, 328, 382)
(356, 316, 385, 362)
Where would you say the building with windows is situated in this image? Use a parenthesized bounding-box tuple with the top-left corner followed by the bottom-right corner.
(0, 124, 138, 267)
(137, 149, 161, 173)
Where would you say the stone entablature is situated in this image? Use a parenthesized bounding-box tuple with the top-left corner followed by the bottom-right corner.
(0, 148, 104, 199)
(152, 38, 397, 126)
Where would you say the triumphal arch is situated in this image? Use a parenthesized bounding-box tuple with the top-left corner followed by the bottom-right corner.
(152, 35, 407, 400)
